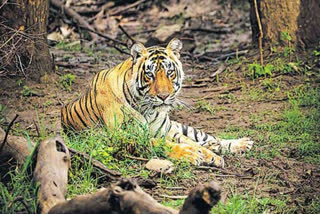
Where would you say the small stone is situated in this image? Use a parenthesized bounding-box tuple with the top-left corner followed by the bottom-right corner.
(145, 159, 174, 174)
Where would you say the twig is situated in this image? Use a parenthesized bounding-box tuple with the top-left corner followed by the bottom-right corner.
(184, 27, 231, 34)
(159, 195, 188, 199)
(50, 0, 99, 42)
(119, 25, 136, 43)
(109, 0, 148, 16)
(196, 166, 249, 178)
(131, 28, 156, 36)
(75, 26, 130, 55)
(78, 25, 127, 46)
(68, 147, 121, 180)
(165, 186, 187, 190)
(125, 155, 148, 161)
(253, 0, 264, 66)
(212, 50, 248, 63)
(0, 114, 19, 154)
(0, 0, 8, 10)
(7, 196, 30, 214)
(33, 120, 41, 138)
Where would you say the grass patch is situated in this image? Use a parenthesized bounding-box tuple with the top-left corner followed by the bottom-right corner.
(211, 194, 288, 214)
(63, 117, 194, 196)
(0, 137, 38, 214)
(221, 85, 320, 164)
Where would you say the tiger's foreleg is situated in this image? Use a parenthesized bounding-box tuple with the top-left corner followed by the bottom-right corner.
(168, 121, 254, 155)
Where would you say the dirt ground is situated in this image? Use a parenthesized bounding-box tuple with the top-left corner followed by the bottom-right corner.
(0, 0, 319, 213)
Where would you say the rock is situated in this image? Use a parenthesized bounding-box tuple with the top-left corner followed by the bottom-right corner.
(145, 159, 174, 174)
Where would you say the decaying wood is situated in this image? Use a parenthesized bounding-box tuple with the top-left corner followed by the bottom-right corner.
(48, 179, 221, 214)
(179, 181, 221, 214)
(1, 131, 222, 214)
(0, 127, 34, 164)
(33, 136, 71, 214)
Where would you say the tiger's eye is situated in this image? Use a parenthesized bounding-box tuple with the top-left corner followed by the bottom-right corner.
(167, 70, 174, 76)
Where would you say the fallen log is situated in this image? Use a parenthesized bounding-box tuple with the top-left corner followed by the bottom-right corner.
(0, 127, 34, 164)
(47, 178, 221, 214)
(33, 136, 71, 214)
(1, 130, 222, 214)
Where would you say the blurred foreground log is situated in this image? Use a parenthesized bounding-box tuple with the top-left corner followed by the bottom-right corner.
(48, 179, 221, 214)
(33, 136, 70, 214)
(0, 129, 222, 214)
(0, 127, 34, 164)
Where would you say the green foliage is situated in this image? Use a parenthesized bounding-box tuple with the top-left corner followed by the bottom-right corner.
(211, 194, 287, 214)
(248, 63, 273, 79)
(195, 100, 215, 115)
(225, 85, 320, 164)
(313, 50, 320, 57)
(280, 31, 292, 42)
(65, 117, 164, 173)
(0, 104, 6, 125)
(58, 73, 76, 91)
(280, 31, 295, 57)
(56, 41, 82, 51)
(262, 78, 280, 92)
(0, 138, 38, 214)
(16, 79, 23, 86)
(20, 86, 37, 97)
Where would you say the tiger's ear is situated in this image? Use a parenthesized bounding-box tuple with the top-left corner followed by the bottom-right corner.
(131, 42, 148, 62)
(166, 38, 183, 58)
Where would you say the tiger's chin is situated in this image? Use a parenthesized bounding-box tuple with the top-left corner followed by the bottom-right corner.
(153, 103, 172, 112)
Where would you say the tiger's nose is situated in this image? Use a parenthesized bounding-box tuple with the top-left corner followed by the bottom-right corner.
(157, 94, 170, 101)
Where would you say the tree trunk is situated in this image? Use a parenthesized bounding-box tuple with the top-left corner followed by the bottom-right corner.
(249, 0, 320, 49)
(0, 0, 53, 81)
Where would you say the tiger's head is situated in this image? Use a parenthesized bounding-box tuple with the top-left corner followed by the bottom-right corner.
(130, 38, 184, 113)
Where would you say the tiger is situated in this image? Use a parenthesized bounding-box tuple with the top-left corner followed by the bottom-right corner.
(61, 38, 254, 167)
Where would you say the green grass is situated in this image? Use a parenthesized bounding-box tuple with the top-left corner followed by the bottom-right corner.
(221, 85, 320, 164)
(0, 137, 39, 214)
(63, 117, 195, 196)
(211, 194, 288, 214)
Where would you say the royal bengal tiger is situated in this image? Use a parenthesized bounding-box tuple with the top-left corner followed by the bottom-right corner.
(61, 38, 254, 166)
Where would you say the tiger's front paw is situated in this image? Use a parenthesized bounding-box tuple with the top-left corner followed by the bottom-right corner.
(220, 137, 254, 154)
(168, 144, 224, 167)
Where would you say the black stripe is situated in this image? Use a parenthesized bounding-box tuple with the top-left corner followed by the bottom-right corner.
(78, 97, 90, 122)
(102, 70, 109, 82)
(119, 62, 125, 70)
(182, 124, 188, 136)
(85, 90, 98, 121)
(166, 121, 172, 134)
(156, 116, 168, 136)
(87, 90, 99, 120)
(74, 104, 87, 128)
(193, 127, 199, 142)
(203, 132, 208, 141)
(93, 72, 103, 119)
(173, 132, 180, 139)
(65, 105, 77, 130)
(149, 111, 159, 124)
